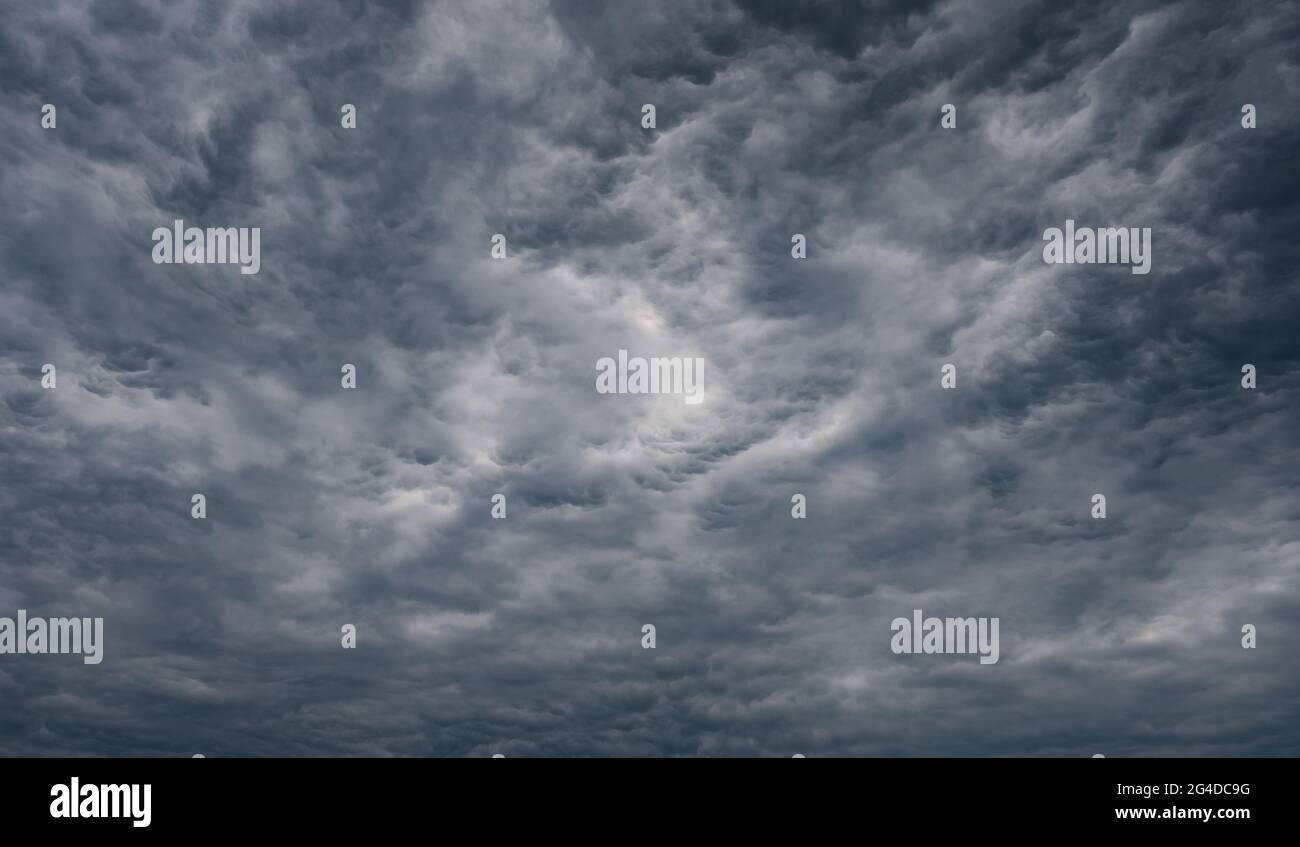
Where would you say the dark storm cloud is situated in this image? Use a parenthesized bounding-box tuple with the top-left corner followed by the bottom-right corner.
(0, 0, 1297, 757)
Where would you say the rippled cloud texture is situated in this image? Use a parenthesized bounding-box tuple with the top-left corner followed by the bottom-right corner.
(1, 0, 1298, 756)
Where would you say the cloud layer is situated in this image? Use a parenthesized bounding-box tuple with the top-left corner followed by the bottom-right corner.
(1, 0, 1298, 756)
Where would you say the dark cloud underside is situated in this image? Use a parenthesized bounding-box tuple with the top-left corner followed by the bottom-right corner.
(1, 0, 1298, 756)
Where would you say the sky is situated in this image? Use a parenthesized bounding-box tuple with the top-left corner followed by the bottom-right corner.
(1, 0, 1298, 757)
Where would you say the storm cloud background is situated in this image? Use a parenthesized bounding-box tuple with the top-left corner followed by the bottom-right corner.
(1, 0, 1298, 757)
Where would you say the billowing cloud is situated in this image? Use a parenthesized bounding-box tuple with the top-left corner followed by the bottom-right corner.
(0, 0, 1297, 756)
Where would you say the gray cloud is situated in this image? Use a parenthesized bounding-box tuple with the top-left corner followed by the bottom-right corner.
(0, 0, 1297, 756)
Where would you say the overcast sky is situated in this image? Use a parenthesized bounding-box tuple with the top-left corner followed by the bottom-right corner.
(1, 0, 1298, 756)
